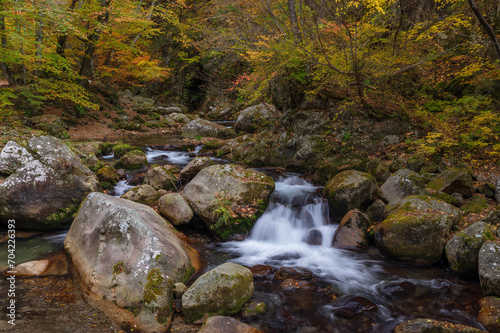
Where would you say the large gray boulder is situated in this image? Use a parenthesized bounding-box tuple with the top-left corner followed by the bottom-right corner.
(445, 222, 496, 277)
(427, 168, 475, 197)
(324, 170, 377, 217)
(158, 193, 193, 226)
(234, 103, 278, 133)
(0, 141, 34, 175)
(479, 241, 500, 297)
(179, 156, 215, 181)
(379, 169, 425, 203)
(183, 164, 274, 240)
(182, 262, 254, 323)
(143, 165, 177, 190)
(65, 193, 199, 332)
(0, 136, 100, 230)
(375, 195, 461, 265)
(182, 118, 237, 139)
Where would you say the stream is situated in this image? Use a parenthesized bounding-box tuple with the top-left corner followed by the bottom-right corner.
(0, 136, 486, 332)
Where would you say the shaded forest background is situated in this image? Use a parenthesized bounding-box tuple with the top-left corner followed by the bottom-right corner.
(0, 0, 499, 163)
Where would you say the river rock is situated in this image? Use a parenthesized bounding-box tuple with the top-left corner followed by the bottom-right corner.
(445, 221, 496, 277)
(155, 106, 182, 115)
(121, 184, 160, 204)
(274, 267, 313, 281)
(183, 164, 274, 240)
(96, 165, 119, 185)
(170, 113, 190, 124)
(394, 318, 484, 333)
(279, 279, 317, 291)
(158, 193, 193, 226)
(179, 156, 215, 181)
(379, 169, 425, 203)
(0, 141, 34, 175)
(235, 103, 278, 133)
(477, 296, 500, 333)
(302, 229, 323, 245)
(329, 296, 378, 318)
(82, 153, 104, 172)
(366, 199, 387, 222)
(64, 193, 199, 332)
(324, 170, 377, 217)
(144, 165, 177, 190)
(198, 316, 262, 333)
(114, 150, 148, 170)
(182, 118, 237, 139)
(479, 241, 500, 296)
(0, 136, 100, 230)
(241, 300, 269, 318)
(182, 262, 254, 323)
(427, 168, 475, 197)
(375, 195, 461, 265)
(11, 260, 50, 277)
(332, 209, 371, 250)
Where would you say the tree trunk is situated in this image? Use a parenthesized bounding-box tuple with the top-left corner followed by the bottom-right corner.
(287, 0, 301, 41)
(56, 0, 79, 58)
(467, 0, 500, 60)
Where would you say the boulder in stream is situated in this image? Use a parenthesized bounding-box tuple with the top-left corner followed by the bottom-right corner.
(65, 192, 199, 332)
(179, 156, 215, 181)
(0, 136, 100, 230)
(114, 150, 148, 170)
(96, 165, 119, 185)
(379, 169, 425, 203)
(182, 262, 254, 323)
(375, 195, 461, 265)
(158, 193, 193, 226)
(332, 209, 371, 250)
(234, 103, 278, 133)
(143, 165, 177, 190)
(182, 118, 237, 139)
(479, 241, 500, 297)
(183, 164, 274, 240)
(121, 184, 160, 204)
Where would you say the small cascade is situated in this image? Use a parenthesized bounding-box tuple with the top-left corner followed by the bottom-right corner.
(145, 145, 203, 167)
(113, 179, 134, 197)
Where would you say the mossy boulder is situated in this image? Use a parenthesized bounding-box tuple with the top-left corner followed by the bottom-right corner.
(324, 170, 377, 217)
(64, 193, 199, 332)
(479, 241, 500, 296)
(379, 169, 425, 204)
(375, 195, 461, 265)
(96, 165, 119, 185)
(394, 318, 484, 333)
(182, 263, 254, 323)
(170, 113, 190, 124)
(112, 144, 143, 158)
(234, 103, 278, 133)
(182, 118, 237, 139)
(144, 165, 177, 190)
(121, 185, 160, 205)
(445, 222, 496, 277)
(0, 136, 100, 230)
(0, 141, 34, 175)
(477, 296, 500, 333)
(315, 155, 368, 185)
(461, 195, 489, 215)
(158, 193, 193, 226)
(427, 168, 475, 197)
(183, 164, 274, 240)
(179, 156, 215, 181)
(81, 153, 104, 172)
(114, 150, 148, 170)
(332, 209, 371, 250)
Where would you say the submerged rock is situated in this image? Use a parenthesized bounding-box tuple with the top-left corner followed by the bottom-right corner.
(158, 193, 193, 226)
(394, 318, 484, 332)
(379, 169, 425, 204)
(479, 241, 500, 297)
(324, 170, 377, 217)
(235, 103, 278, 133)
(182, 118, 237, 139)
(65, 193, 199, 332)
(329, 296, 378, 318)
(375, 195, 461, 265)
(332, 209, 371, 250)
(0, 136, 99, 230)
(182, 262, 254, 323)
(183, 164, 274, 240)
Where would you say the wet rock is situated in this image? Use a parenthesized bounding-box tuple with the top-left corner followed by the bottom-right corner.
(241, 300, 269, 318)
(479, 241, 500, 296)
(394, 318, 484, 333)
(303, 229, 323, 245)
(198, 316, 263, 333)
(249, 265, 274, 279)
(121, 184, 160, 204)
(0, 136, 100, 230)
(427, 168, 475, 198)
(477, 296, 500, 333)
(158, 193, 193, 226)
(114, 150, 148, 170)
(324, 170, 377, 217)
(329, 296, 378, 318)
(11, 260, 49, 277)
(332, 209, 371, 250)
(144, 165, 177, 190)
(183, 164, 274, 240)
(279, 279, 317, 291)
(235, 103, 278, 133)
(9, 250, 68, 276)
(274, 267, 313, 281)
(375, 195, 461, 265)
(116, 168, 127, 179)
(379, 169, 425, 204)
(366, 199, 387, 222)
(182, 262, 254, 323)
(179, 156, 215, 181)
(380, 281, 416, 298)
(446, 222, 496, 277)
(182, 118, 237, 139)
(96, 165, 119, 185)
(65, 192, 199, 332)
(0, 141, 34, 175)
